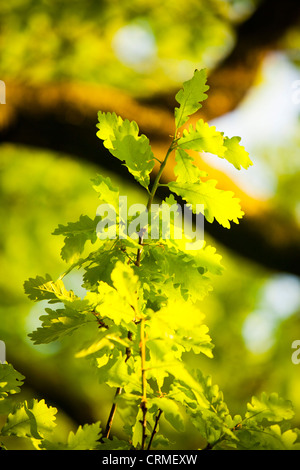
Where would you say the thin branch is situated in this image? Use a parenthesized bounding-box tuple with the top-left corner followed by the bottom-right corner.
(135, 138, 176, 449)
(136, 138, 176, 266)
(103, 331, 133, 439)
(147, 408, 163, 450)
(104, 387, 122, 439)
(105, 134, 177, 444)
(140, 316, 148, 450)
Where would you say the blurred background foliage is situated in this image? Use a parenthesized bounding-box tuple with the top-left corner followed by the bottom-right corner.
(0, 0, 300, 450)
(0, 0, 252, 92)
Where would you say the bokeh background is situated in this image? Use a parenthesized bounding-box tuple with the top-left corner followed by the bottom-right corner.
(1, 0, 300, 449)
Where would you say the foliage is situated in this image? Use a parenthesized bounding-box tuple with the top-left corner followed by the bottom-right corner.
(0, 0, 241, 93)
(1, 70, 299, 450)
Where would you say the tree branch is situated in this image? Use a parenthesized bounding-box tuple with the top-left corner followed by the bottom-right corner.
(1, 0, 300, 276)
(147, 409, 163, 450)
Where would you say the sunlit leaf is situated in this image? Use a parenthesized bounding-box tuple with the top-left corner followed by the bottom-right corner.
(97, 112, 154, 188)
(167, 179, 244, 228)
(222, 136, 253, 170)
(177, 120, 225, 156)
(0, 363, 25, 400)
(246, 392, 295, 423)
(175, 69, 209, 129)
(1, 399, 57, 439)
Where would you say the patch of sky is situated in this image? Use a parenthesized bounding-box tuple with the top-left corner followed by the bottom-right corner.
(242, 273, 300, 354)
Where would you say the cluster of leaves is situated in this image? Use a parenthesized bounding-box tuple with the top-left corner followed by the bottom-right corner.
(0, 363, 103, 449)
(1, 362, 299, 450)
(2, 69, 297, 450)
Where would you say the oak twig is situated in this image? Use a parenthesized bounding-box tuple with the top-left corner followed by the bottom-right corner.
(103, 331, 133, 439)
(104, 387, 122, 439)
(147, 409, 163, 450)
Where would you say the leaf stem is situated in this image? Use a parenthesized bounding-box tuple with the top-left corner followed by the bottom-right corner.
(135, 138, 176, 448)
(140, 316, 148, 450)
(103, 331, 132, 439)
(136, 138, 176, 266)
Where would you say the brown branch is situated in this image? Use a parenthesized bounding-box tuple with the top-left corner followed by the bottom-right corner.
(142, 0, 300, 119)
(139, 316, 148, 450)
(103, 331, 133, 439)
(147, 408, 163, 450)
(1, 0, 300, 278)
(104, 387, 123, 439)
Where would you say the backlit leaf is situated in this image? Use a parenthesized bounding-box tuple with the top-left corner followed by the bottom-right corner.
(175, 69, 209, 129)
(0, 363, 25, 400)
(174, 148, 205, 183)
(52, 214, 100, 263)
(246, 392, 295, 423)
(97, 112, 154, 188)
(2, 399, 57, 439)
(177, 120, 225, 156)
(222, 136, 253, 170)
(167, 179, 244, 228)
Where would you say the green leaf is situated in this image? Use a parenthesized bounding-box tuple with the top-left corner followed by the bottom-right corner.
(246, 392, 295, 423)
(222, 136, 253, 170)
(147, 299, 213, 359)
(92, 174, 120, 210)
(97, 112, 154, 188)
(267, 425, 300, 450)
(191, 243, 223, 276)
(167, 179, 244, 228)
(175, 69, 209, 129)
(174, 148, 205, 183)
(85, 261, 143, 327)
(98, 436, 132, 450)
(82, 247, 127, 290)
(0, 364, 25, 400)
(178, 327, 213, 357)
(161, 241, 223, 277)
(66, 422, 102, 450)
(167, 365, 209, 410)
(146, 341, 173, 389)
(52, 215, 100, 263)
(132, 407, 144, 448)
(96, 111, 122, 149)
(29, 307, 93, 345)
(1, 399, 57, 439)
(174, 371, 240, 446)
(177, 120, 225, 156)
(198, 372, 231, 421)
(149, 397, 185, 432)
(24, 274, 80, 304)
(24, 274, 54, 301)
(97, 350, 140, 392)
(87, 281, 137, 326)
(75, 325, 131, 358)
(112, 134, 154, 189)
(111, 261, 141, 315)
(165, 247, 213, 301)
(234, 425, 300, 450)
